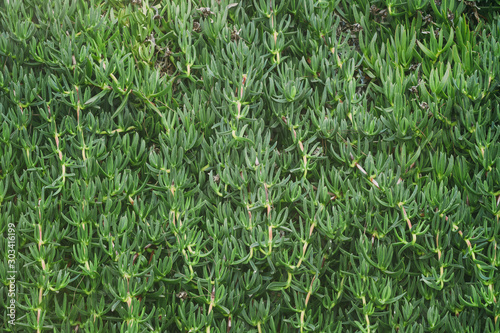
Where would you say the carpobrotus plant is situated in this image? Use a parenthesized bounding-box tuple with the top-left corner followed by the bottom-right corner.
(1, 0, 500, 332)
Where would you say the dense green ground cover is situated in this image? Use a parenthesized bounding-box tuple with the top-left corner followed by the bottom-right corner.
(1, 0, 500, 331)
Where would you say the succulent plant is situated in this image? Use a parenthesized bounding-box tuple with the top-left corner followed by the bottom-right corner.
(1, 0, 500, 332)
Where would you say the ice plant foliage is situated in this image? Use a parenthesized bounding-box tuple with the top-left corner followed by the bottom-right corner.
(1, 0, 500, 332)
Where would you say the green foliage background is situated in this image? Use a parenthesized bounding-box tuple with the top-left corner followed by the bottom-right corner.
(1, 0, 500, 331)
